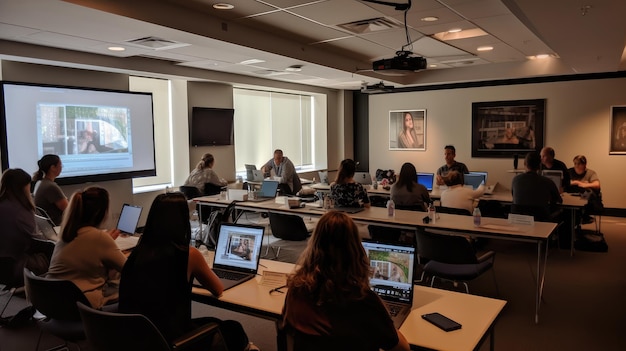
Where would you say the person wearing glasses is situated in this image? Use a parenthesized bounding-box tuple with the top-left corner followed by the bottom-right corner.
(280, 211, 410, 351)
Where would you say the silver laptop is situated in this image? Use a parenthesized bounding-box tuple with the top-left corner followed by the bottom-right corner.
(117, 204, 142, 235)
(247, 180, 279, 202)
(245, 164, 257, 181)
(210, 223, 265, 290)
(318, 171, 329, 185)
(354, 172, 372, 185)
(541, 170, 563, 190)
(362, 239, 415, 328)
(251, 169, 265, 182)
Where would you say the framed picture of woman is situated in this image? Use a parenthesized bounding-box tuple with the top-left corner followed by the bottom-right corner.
(610, 105, 626, 154)
(389, 109, 426, 150)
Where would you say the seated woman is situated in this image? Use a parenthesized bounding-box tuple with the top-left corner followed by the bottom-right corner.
(32, 154, 68, 225)
(119, 193, 258, 351)
(330, 159, 370, 208)
(0, 168, 52, 282)
(47, 187, 126, 309)
(390, 162, 430, 211)
(440, 171, 485, 214)
(184, 153, 228, 195)
(280, 211, 410, 351)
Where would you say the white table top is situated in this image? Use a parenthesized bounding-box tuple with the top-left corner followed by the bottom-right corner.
(193, 252, 506, 351)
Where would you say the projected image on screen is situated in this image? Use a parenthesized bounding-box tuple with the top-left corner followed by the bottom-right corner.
(37, 104, 134, 176)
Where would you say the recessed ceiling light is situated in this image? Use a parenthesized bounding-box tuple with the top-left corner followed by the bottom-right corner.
(240, 59, 265, 65)
(421, 16, 439, 22)
(535, 54, 550, 59)
(448, 28, 462, 33)
(429, 64, 438, 68)
(108, 46, 125, 51)
(213, 3, 234, 10)
(477, 46, 493, 51)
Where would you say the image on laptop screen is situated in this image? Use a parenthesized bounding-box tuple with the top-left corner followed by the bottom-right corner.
(116, 204, 142, 235)
(464, 173, 486, 190)
(214, 223, 264, 271)
(416, 172, 434, 191)
(362, 240, 415, 304)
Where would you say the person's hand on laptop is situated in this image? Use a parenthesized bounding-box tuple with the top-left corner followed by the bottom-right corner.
(107, 228, 121, 240)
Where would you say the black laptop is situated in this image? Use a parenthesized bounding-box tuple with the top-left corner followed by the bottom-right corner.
(210, 223, 265, 290)
(362, 239, 416, 328)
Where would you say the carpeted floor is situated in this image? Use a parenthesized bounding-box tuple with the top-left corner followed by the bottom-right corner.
(2, 216, 626, 351)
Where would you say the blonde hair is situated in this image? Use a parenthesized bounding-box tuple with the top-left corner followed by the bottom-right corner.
(195, 153, 214, 171)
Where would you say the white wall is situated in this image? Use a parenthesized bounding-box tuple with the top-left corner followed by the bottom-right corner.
(368, 77, 626, 209)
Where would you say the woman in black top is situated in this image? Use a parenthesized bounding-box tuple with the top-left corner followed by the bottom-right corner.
(119, 192, 257, 351)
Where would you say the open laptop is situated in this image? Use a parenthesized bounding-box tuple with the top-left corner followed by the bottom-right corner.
(247, 180, 279, 202)
(354, 172, 373, 185)
(115, 204, 142, 251)
(318, 171, 329, 185)
(251, 169, 265, 182)
(362, 239, 415, 328)
(245, 164, 257, 181)
(541, 170, 563, 190)
(417, 172, 434, 191)
(210, 223, 265, 290)
(464, 172, 487, 190)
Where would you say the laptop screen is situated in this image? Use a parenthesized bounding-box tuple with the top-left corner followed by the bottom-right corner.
(416, 172, 434, 191)
(116, 204, 142, 235)
(213, 223, 264, 271)
(318, 171, 329, 184)
(362, 239, 415, 304)
(260, 180, 279, 197)
(464, 173, 486, 189)
(245, 164, 257, 181)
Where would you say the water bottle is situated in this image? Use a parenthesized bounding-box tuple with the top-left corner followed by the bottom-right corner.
(428, 202, 436, 224)
(373, 180, 378, 189)
(387, 199, 395, 217)
(473, 207, 482, 227)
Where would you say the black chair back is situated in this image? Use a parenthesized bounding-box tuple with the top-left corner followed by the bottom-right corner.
(510, 204, 552, 222)
(269, 212, 309, 241)
(23, 268, 90, 321)
(436, 206, 472, 216)
(77, 302, 228, 351)
(367, 225, 403, 242)
(0, 257, 24, 289)
(415, 229, 478, 264)
(179, 186, 202, 199)
(204, 183, 224, 196)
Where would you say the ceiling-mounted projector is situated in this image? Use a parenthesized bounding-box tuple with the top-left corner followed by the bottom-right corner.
(361, 81, 394, 93)
(373, 51, 427, 72)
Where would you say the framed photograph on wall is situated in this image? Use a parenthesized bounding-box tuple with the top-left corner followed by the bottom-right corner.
(610, 106, 626, 154)
(471, 99, 545, 158)
(389, 109, 426, 150)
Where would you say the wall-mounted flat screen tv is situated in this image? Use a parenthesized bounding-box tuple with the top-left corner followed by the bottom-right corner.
(191, 107, 234, 146)
(0, 81, 157, 185)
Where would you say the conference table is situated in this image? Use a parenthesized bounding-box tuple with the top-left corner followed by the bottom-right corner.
(192, 251, 507, 351)
(195, 195, 555, 324)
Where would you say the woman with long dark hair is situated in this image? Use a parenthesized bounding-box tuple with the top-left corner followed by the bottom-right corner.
(32, 154, 68, 225)
(47, 187, 126, 309)
(281, 212, 409, 351)
(119, 192, 258, 351)
(390, 162, 430, 211)
(329, 159, 370, 208)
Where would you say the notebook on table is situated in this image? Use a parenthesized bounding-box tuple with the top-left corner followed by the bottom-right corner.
(362, 239, 416, 328)
(209, 223, 265, 290)
(354, 172, 373, 185)
(417, 172, 434, 191)
(247, 180, 279, 202)
(115, 204, 142, 251)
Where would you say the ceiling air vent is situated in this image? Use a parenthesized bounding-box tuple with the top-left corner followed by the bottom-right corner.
(338, 17, 400, 34)
(125, 36, 190, 50)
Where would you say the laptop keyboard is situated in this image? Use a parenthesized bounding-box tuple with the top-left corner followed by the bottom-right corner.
(387, 303, 403, 317)
(214, 269, 249, 281)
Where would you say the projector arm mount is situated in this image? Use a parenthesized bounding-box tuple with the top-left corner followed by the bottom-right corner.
(361, 0, 411, 11)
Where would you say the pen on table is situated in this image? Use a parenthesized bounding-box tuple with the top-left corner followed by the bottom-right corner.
(269, 284, 287, 294)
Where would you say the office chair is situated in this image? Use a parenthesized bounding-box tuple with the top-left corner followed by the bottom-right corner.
(204, 183, 225, 196)
(23, 268, 90, 351)
(415, 229, 498, 295)
(367, 225, 403, 242)
(77, 302, 229, 351)
(435, 206, 472, 216)
(266, 212, 310, 260)
(179, 186, 203, 199)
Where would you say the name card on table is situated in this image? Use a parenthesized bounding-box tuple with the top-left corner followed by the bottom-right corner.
(508, 213, 534, 226)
